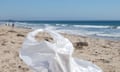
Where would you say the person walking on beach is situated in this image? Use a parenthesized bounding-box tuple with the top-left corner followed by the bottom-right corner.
(12, 23, 15, 28)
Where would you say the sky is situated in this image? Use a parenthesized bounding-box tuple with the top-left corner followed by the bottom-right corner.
(0, 0, 120, 20)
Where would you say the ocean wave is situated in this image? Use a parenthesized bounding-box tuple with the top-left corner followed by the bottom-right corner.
(73, 25, 110, 28)
(55, 24, 68, 27)
(57, 29, 120, 38)
(95, 33, 120, 38)
(108, 26, 120, 29)
(117, 26, 120, 29)
(73, 25, 120, 30)
(56, 29, 87, 36)
(44, 24, 58, 30)
(15, 22, 119, 29)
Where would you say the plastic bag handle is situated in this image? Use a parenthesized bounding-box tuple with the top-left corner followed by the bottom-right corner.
(25, 29, 74, 55)
(26, 29, 65, 43)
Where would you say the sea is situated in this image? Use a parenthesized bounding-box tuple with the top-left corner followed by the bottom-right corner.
(0, 20, 120, 41)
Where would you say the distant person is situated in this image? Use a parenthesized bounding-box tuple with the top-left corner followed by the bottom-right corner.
(5, 22, 9, 26)
(5, 23, 7, 26)
(12, 23, 15, 28)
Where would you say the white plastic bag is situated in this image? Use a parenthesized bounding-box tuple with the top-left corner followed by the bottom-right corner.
(19, 29, 102, 72)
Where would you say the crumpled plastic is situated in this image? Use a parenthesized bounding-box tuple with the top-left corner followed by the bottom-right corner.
(19, 29, 102, 72)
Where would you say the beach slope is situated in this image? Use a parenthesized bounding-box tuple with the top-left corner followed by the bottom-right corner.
(0, 26, 120, 72)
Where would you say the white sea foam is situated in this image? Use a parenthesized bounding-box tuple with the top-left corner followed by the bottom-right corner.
(73, 25, 109, 28)
(61, 24, 67, 27)
(56, 24, 60, 26)
(117, 26, 120, 29)
(96, 33, 120, 38)
(44, 24, 59, 30)
(56, 29, 87, 36)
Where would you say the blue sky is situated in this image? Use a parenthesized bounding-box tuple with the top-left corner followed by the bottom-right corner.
(0, 0, 120, 20)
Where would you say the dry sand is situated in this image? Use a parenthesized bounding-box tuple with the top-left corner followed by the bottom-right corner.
(0, 26, 120, 72)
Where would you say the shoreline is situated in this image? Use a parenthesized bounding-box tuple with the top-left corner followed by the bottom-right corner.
(1, 22, 120, 42)
(0, 26, 120, 72)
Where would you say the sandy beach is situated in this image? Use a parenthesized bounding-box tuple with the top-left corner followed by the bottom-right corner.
(0, 26, 120, 72)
